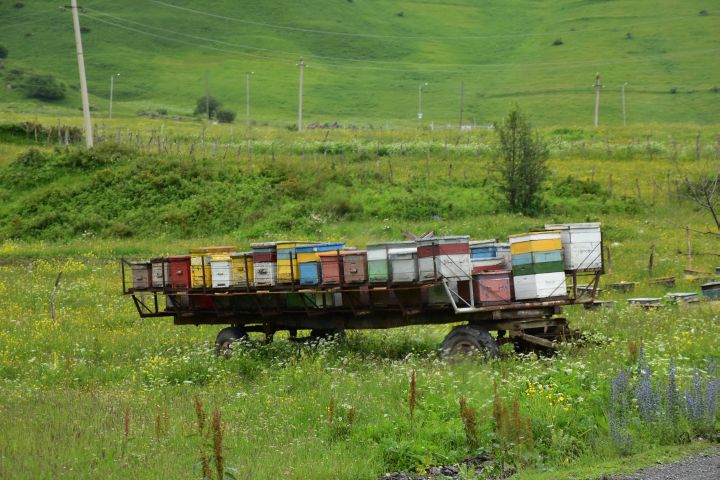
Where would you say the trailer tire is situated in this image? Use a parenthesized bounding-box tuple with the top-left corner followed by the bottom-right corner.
(215, 326, 248, 355)
(441, 325, 498, 359)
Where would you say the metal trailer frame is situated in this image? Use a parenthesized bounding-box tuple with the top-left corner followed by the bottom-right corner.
(121, 246, 604, 352)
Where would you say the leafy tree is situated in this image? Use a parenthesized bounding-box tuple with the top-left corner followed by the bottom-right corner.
(194, 95, 221, 119)
(23, 74, 65, 101)
(493, 106, 549, 215)
(0, 45, 8, 59)
(215, 109, 236, 124)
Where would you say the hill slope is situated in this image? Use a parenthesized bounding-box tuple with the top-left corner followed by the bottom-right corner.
(0, 0, 719, 126)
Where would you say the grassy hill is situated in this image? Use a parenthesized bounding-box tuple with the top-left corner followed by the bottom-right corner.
(1, 0, 719, 126)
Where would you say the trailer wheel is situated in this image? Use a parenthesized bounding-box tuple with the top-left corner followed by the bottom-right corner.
(215, 326, 248, 354)
(441, 325, 498, 359)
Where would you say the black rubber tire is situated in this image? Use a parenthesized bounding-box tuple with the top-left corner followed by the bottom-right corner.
(441, 324, 499, 359)
(309, 329, 346, 342)
(215, 326, 248, 354)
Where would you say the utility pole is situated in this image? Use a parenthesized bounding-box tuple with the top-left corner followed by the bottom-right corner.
(205, 74, 210, 120)
(593, 73, 602, 128)
(459, 81, 464, 129)
(297, 57, 305, 132)
(70, 0, 93, 148)
(109, 73, 119, 119)
(418, 82, 428, 129)
(246, 71, 254, 124)
(621, 82, 628, 127)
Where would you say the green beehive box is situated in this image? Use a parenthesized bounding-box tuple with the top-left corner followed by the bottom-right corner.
(512, 263, 534, 276)
(533, 260, 565, 274)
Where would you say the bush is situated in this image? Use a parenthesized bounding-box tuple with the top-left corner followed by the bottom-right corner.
(215, 109, 236, 124)
(193, 95, 221, 119)
(80, 26, 91, 34)
(670, 87, 678, 94)
(493, 106, 549, 215)
(0, 45, 7, 59)
(699, 9, 709, 16)
(13, 2, 24, 8)
(23, 74, 65, 101)
(552, 38, 564, 46)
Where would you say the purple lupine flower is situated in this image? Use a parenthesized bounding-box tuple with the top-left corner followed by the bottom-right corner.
(636, 359, 658, 422)
(666, 360, 680, 422)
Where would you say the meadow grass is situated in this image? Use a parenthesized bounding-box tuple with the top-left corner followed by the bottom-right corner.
(0, 121, 719, 478)
(1, 1, 719, 126)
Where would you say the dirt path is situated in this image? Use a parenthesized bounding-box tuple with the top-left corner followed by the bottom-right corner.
(608, 448, 720, 480)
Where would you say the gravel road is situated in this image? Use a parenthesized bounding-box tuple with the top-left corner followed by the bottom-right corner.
(608, 448, 720, 480)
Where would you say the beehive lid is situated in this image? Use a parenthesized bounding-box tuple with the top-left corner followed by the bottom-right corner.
(150, 257, 166, 263)
(470, 239, 496, 246)
(167, 255, 191, 260)
(130, 261, 151, 267)
(250, 242, 278, 249)
(230, 252, 252, 258)
(341, 250, 367, 256)
(389, 247, 417, 256)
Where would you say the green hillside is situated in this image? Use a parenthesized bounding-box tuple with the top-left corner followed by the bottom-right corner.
(1, 0, 719, 126)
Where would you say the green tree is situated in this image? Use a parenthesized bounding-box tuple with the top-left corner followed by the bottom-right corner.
(193, 95, 221, 119)
(215, 109, 236, 124)
(493, 107, 549, 215)
(23, 74, 65, 101)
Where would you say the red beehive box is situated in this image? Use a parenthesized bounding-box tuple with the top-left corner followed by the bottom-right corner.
(319, 251, 344, 286)
(341, 251, 367, 284)
(473, 270, 512, 305)
(168, 255, 191, 289)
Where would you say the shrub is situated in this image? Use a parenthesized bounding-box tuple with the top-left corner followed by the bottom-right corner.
(699, 9, 709, 16)
(80, 26, 91, 34)
(552, 38, 564, 46)
(493, 106, 549, 215)
(193, 95, 221, 119)
(396, 11, 404, 17)
(215, 109, 236, 124)
(670, 87, 678, 94)
(0, 45, 8, 59)
(625, 32, 633, 40)
(13, 2, 24, 8)
(23, 74, 65, 101)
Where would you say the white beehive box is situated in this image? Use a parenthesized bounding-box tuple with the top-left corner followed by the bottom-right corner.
(389, 248, 418, 283)
(545, 223, 602, 271)
(513, 272, 568, 300)
(253, 262, 277, 287)
(210, 259, 232, 288)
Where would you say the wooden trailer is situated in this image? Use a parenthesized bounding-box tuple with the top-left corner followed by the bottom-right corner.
(121, 256, 602, 356)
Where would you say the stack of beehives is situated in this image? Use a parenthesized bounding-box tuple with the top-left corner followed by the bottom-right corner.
(128, 223, 602, 307)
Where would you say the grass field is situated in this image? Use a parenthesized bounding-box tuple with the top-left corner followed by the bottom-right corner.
(0, 114, 719, 479)
(1, 0, 719, 126)
(2, 1, 720, 476)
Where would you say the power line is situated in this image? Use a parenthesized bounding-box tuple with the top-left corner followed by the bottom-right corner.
(81, 10, 720, 72)
(80, 14, 293, 64)
(149, 0, 698, 41)
(1, 12, 60, 29)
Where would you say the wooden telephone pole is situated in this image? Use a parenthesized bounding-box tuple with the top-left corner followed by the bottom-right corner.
(70, 0, 93, 147)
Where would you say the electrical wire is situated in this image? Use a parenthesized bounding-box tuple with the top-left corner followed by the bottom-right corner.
(81, 10, 720, 72)
(149, 0, 700, 41)
(1, 12, 60, 29)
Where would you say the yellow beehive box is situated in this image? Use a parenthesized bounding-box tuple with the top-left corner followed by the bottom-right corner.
(189, 246, 235, 288)
(509, 232, 562, 254)
(230, 252, 254, 286)
(276, 241, 319, 283)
